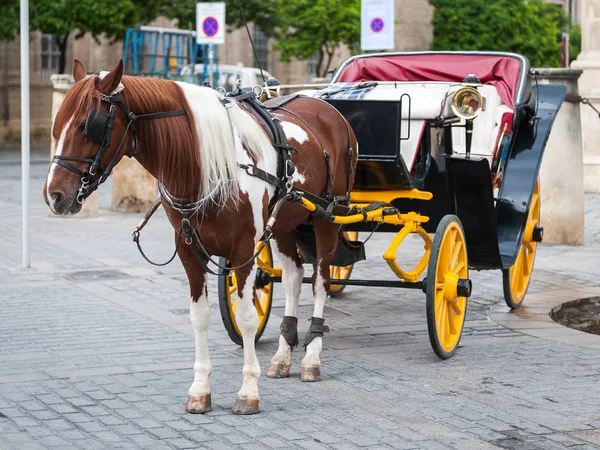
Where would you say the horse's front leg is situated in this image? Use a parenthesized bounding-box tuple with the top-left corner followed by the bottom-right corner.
(231, 253, 261, 415)
(177, 240, 213, 414)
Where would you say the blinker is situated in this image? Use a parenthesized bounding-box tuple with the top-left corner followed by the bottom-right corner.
(84, 108, 111, 144)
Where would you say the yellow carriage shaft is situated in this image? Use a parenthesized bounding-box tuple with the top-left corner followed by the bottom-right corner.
(297, 189, 434, 283)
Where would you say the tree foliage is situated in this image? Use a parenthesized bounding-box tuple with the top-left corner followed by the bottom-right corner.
(273, 0, 360, 78)
(0, 0, 162, 73)
(429, 0, 580, 67)
(163, 0, 360, 78)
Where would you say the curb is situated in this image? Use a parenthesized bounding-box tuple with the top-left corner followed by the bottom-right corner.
(490, 284, 600, 350)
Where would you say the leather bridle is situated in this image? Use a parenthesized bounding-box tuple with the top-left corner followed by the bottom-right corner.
(52, 91, 187, 205)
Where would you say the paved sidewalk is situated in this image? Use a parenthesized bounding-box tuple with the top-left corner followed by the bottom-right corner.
(1, 161, 600, 449)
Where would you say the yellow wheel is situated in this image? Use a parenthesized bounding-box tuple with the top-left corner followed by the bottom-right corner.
(328, 231, 358, 297)
(217, 243, 274, 346)
(502, 179, 541, 309)
(426, 215, 470, 359)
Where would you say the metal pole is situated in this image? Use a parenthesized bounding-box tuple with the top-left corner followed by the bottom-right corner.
(20, 0, 30, 268)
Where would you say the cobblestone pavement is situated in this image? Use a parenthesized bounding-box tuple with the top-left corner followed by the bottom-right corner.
(1, 160, 600, 450)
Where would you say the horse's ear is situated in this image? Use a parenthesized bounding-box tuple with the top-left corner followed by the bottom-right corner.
(73, 59, 86, 83)
(98, 60, 124, 94)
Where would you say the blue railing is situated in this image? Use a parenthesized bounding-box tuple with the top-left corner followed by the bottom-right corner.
(123, 26, 219, 84)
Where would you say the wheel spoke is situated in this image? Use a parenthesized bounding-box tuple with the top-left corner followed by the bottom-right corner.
(447, 303, 457, 335)
(450, 241, 463, 272)
(231, 296, 238, 315)
(449, 298, 462, 316)
(453, 260, 465, 276)
(435, 290, 444, 332)
(228, 274, 238, 297)
(254, 292, 265, 317)
(437, 297, 447, 338)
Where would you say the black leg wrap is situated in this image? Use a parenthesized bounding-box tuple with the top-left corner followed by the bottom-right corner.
(304, 317, 330, 349)
(280, 316, 299, 348)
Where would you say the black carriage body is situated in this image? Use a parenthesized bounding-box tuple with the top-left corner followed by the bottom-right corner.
(324, 99, 415, 190)
(327, 82, 565, 271)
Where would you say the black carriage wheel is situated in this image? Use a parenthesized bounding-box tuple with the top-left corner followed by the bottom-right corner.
(217, 242, 274, 346)
(426, 215, 469, 359)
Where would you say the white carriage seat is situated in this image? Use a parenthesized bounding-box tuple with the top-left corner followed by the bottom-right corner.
(451, 85, 514, 163)
(360, 83, 450, 171)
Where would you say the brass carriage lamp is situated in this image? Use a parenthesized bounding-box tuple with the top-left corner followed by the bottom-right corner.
(451, 75, 484, 158)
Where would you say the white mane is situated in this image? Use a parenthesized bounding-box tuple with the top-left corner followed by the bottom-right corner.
(175, 83, 275, 210)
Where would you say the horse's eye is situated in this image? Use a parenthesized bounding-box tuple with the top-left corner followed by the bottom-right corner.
(77, 123, 85, 133)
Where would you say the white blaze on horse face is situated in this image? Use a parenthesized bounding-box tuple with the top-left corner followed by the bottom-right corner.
(281, 121, 309, 145)
(189, 292, 212, 397)
(47, 118, 72, 210)
(302, 263, 327, 368)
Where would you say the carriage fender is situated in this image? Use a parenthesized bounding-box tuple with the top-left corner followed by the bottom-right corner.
(496, 83, 566, 269)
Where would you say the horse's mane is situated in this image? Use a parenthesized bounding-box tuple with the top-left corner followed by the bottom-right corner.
(54, 74, 273, 209)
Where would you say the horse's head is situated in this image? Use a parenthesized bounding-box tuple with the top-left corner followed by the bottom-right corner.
(44, 59, 131, 215)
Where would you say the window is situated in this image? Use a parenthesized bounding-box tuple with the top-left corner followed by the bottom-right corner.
(253, 26, 270, 73)
(40, 34, 61, 82)
(306, 52, 320, 82)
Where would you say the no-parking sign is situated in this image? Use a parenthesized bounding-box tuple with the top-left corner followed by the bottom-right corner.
(361, 0, 394, 51)
(197, 2, 226, 44)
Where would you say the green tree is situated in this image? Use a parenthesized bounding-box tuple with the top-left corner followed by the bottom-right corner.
(0, 0, 162, 74)
(429, 0, 580, 67)
(274, 0, 360, 78)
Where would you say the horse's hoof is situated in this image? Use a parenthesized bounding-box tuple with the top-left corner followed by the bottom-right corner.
(300, 365, 321, 382)
(267, 362, 291, 378)
(232, 397, 260, 415)
(185, 394, 212, 414)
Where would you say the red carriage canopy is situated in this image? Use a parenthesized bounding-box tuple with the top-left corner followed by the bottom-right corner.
(336, 54, 524, 110)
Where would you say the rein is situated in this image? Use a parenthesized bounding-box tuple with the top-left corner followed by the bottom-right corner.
(53, 92, 187, 205)
(131, 195, 295, 275)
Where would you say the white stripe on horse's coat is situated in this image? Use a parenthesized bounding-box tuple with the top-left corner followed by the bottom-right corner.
(175, 82, 275, 211)
(302, 263, 327, 368)
(292, 170, 306, 185)
(281, 121, 309, 145)
(189, 290, 212, 397)
(47, 118, 72, 211)
(231, 124, 276, 401)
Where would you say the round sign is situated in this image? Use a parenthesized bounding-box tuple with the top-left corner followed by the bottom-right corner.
(370, 17, 384, 33)
(203, 16, 219, 37)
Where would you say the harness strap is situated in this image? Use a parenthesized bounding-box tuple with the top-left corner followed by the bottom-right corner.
(303, 317, 329, 349)
(51, 158, 89, 177)
(280, 316, 299, 348)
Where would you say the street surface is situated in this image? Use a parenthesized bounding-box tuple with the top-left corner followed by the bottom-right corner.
(1, 156, 600, 449)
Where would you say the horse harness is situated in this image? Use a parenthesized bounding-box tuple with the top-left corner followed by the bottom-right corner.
(52, 91, 187, 205)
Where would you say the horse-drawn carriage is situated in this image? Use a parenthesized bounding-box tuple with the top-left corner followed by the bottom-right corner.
(46, 51, 565, 414)
(218, 51, 566, 359)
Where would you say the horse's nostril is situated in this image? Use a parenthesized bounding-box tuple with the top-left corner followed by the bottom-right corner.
(50, 192, 63, 205)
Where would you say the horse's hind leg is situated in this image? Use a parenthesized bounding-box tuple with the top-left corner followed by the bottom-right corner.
(301, 219, 339, 382)
(268, 231, 304, 378)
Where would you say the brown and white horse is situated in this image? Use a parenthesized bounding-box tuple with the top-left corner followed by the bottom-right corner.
(43, 60, 358, 415)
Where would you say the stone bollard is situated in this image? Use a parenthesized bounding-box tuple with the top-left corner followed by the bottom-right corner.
(535, 68, 584, 245)
(50, 74, 99, 218)
(571, 0, 600, 193)
(111, 157, 157, 213)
